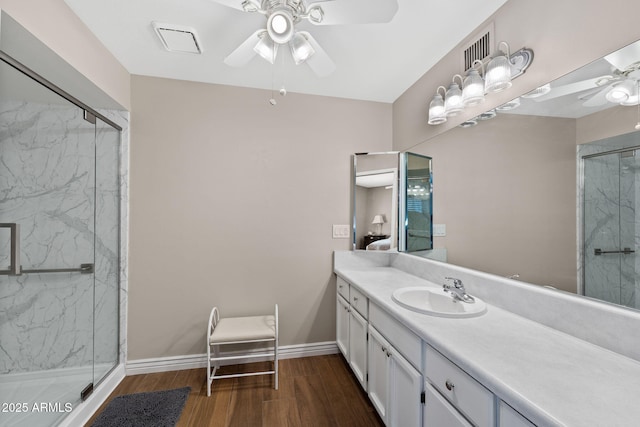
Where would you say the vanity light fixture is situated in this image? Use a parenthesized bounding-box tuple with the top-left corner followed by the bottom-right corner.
(462, 60, 486, 107)
(495, 97, 521, 111)
(485, 41, 534, 93)
(485, 42, 513, 93)
(427, 41, 533, 126)
(476, 109, 497, 120)
(444, 75, 465, 117)
(522, 83, 551, 98)
(428, 86, 448, 125)
(459, 118, 478, 128)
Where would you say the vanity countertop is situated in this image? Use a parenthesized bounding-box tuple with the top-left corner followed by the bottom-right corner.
(335, 266, 640, 427)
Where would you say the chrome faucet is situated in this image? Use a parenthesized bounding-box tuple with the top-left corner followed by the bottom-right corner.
(443, 277, 475, 303)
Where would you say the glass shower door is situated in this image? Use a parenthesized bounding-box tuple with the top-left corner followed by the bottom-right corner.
(583, 149, 639, 309)
(0, 59, 97, 426)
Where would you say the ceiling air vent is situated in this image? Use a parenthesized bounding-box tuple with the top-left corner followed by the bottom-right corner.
(461, 24, 494, 71)
(152, 22, 202, 54)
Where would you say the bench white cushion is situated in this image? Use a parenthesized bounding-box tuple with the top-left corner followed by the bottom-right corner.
(209, 315, 276, 344)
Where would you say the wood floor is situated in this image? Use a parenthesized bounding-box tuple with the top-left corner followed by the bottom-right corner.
(85, 354, 384, 427)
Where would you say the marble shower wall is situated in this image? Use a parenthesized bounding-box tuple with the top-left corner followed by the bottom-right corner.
(580, 131, 640, 310)
(0, 98, 121, 375)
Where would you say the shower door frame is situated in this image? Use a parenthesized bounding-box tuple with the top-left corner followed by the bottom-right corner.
(0, 49, 123, 402)
(579, 145, 640, 306)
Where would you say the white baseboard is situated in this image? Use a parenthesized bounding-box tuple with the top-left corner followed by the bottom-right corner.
(126, 341, 339, 376)
(58, 363, 125, 427)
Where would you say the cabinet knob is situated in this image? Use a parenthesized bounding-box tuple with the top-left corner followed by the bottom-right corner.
(381, 346, 386, 353)
(339, 284, 343, 289)
(445, 380, 455, 391)
(353, 296, 358, 302)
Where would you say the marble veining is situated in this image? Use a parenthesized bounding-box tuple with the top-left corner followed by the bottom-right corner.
(0, 99, 125, 378)
(579, 131, 640, 310)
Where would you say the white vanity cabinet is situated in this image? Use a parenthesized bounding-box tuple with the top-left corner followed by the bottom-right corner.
(368, 325, 423, 427)
(349, 308, 368, 389)
(424, 383, 472, 427)
(336, 276, 368, 390)
(499, 401, 536, 427)
(336, 294, 350, 357)
(425, 345, 495, 427)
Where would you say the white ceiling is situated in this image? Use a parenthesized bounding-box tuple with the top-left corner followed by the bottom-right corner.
(63, 0, 509, 103)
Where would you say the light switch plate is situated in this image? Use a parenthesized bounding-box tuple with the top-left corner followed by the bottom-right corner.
(333, 224, 351, 239)
(433, 224, 446, 237)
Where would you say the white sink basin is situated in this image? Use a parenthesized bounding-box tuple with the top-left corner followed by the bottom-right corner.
(392, 286, 487, 318)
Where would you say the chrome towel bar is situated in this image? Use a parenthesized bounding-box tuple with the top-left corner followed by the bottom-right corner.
(594, 247, 635, 256)
(0, 223, 94, 275)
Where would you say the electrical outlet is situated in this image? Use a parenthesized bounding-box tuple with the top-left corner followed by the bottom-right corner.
(433, 224, 446, 237)
(332, 224, 351, 239)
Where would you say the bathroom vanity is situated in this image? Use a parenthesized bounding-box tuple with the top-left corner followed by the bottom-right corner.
(334, 251, 640, 427)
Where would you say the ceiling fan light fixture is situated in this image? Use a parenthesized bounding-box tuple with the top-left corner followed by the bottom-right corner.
(267, 9, 295, 44)
(290, 32, 315, 65)
(241, 0, 259, 12)
(254, 32, 278, 64)
(606, 80, 633, 103)
(621, 81, 640, 106)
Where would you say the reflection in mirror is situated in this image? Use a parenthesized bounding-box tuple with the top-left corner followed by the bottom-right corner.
(406, 38, 640, 312)
(353, 152, 398, 251)
(400, 152, 432, 252)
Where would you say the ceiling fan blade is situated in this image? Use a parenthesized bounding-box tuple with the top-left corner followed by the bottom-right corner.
(209, 0, 260, 12)
(306, 0, 398, 25)
(224, 30, 263, 67)
(300, 32, 336, 77)
(582, 86, 611, 107)
(533, 78, 603, 102)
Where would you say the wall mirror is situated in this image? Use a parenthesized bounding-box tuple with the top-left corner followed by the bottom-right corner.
(408, 38, 640, 311)
(353, 152, 399, 251)
(353, 152, 433, 253)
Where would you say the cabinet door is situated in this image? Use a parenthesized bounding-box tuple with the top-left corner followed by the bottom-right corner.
(424, 383, 473, 427)
(349, 309, 368, 390)
(336, 295, 350, 358)
(499, 401, 535, 427)
(389, 347, 422, 427)
(368, 326, 391, 422)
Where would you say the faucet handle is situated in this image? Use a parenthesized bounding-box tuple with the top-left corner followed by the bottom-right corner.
(445, 277, 464, 288)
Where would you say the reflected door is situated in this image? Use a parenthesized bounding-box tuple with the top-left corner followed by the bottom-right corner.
(583, 149, 639, 309)
(0, 59, 96, 426)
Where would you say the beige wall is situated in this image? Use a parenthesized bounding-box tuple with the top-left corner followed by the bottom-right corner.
(0, 0, 130, 109)
(393, 0, 640, 292)
(409, 115, 577, 291)
(577, 105, 640, 145)
(129, 75, 391, 359)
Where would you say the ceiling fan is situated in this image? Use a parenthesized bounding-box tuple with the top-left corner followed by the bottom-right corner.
(211, 0, 399, 77)
(532, 41, 640, 107)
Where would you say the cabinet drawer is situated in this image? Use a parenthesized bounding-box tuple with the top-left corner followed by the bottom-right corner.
(350, 286, 368, 319)
(425, 345, 494, 427)
(337, 276, 349, 300)
(499, 401, 535, 427)
(370, 302, 421, 369)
